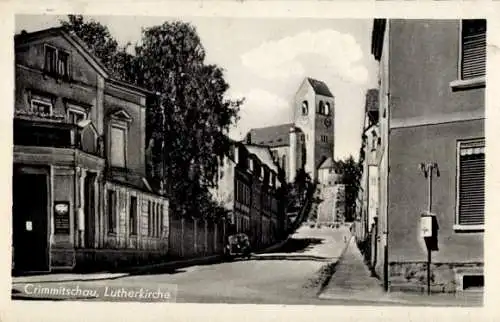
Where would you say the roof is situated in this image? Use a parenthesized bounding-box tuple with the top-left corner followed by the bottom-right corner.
(244, 144, 279, 173)
(15, 27, 151, 96)
(247, 123, 295, 147)
(306, 78, 334, 98)
(318, 157, 335, 169)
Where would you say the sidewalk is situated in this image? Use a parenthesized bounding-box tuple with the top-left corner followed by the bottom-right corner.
(318, 236, 483, 306)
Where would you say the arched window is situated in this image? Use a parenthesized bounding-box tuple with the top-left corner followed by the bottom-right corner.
(319, 101, 325, 114)
(325, 102, 331, 116)
(301, 101, 308, 115)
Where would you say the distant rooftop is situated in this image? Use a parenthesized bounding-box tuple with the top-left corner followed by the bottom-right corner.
(318, 157, 335, 169)
(245, 144, 279, 173)
(246, 123, 296, 148)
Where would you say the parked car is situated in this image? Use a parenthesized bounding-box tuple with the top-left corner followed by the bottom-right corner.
(224, 233, 252, 260)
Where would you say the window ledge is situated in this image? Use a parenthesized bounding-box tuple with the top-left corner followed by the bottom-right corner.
(453, 224, 484, 232)
(450, 77, 485, 91)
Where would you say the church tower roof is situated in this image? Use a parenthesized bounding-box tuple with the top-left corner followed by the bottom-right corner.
(306, 77, 334, 97)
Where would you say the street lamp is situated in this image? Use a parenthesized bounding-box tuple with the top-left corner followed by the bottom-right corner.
(419, 162, 440, 296)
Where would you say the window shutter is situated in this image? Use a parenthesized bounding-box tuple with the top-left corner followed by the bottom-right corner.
(458, 141, 485, 225)
(461, 20, 486, 80)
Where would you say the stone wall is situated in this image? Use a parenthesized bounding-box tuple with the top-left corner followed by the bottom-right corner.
(389, 261, 483, 293)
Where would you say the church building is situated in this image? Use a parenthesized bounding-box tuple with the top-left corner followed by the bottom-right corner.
(245, 77, 335, 183)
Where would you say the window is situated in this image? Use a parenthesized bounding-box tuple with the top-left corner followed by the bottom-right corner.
(68, 110, 86, 124)
(44, 45, 57, 74)
(156, 203, 161, 237)
(325, 103, 331, 116)
(31, 99, 53, 116)
(129, 196, 137, 236)
(57, 51, 69, 78)
(456, 138, 485, 230)
(160, 205, 164, 236)
(319, 101, 325, 114)
(301, 101, 308, 115)
(371, 134, 378, 151)
(148, 201, 152, 236)
(111, 126, 126, 168)
(44, 45, 69, 78)
(107, 190, 116, 233)
(271, 150, 278, 162)
(461, 20, 486, 80)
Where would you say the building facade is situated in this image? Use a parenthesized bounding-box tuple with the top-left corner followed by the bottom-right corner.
(356, 88, 380, 259)
(13, 28, 168, 273)
(213, 142, 287, 250)
(371, 19, 485, 292)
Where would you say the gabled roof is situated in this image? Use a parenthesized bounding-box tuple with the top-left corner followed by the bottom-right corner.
(306, 78, 334, 98)
(318, 157, 335, 169)
(244, 144, 279, 173)
(15, 27, 109, 78)
(247, 123, 296, 147)
(15, 27, 152, 96)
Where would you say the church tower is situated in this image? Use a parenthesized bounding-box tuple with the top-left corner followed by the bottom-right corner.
(293, 77, 335, 180)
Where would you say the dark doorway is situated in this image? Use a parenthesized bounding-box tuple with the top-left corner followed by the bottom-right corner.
(12, 170, 50, 273)
(84, 173, 96, 248)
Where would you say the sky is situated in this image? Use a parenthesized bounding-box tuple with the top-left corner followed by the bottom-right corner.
(15, 14, 378, 160)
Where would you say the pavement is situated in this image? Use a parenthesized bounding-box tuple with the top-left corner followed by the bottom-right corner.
(318, 234, 484, 307)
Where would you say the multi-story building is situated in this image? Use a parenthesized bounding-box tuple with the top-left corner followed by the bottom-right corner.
(13, 27, 168, 273)
(357, 88, 380, 266)
(212, 142, 287, 250)
(371, 19, 485, 292)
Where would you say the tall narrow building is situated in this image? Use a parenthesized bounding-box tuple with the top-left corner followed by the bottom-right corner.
(293, 78, 335, 180)
(246, 77, 335, 183)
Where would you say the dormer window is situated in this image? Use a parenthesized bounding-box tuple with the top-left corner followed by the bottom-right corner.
(44, 44, 70, 78)
(301, 101, 308, 115)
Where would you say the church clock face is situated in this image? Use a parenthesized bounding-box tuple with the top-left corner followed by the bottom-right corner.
(324, 118, 332, 128)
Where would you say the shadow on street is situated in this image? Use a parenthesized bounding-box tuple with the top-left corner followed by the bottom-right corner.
(264, 237, 324, 254)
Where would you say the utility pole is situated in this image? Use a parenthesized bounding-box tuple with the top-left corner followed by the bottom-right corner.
(419, 162, 439, 296)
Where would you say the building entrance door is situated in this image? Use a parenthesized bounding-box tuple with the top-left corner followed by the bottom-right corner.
(12, 170, 50, 273)
(84, 173, 96, 248)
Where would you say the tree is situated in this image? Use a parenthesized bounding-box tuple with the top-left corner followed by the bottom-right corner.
(286, 168, 312, 211)
(61, 16, 244, 220)
(60, 15, 135, 81)
(333, 156, 362, 222)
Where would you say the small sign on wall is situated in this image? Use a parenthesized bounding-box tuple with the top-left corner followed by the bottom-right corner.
(54, 201, 70, 235)
(420, 216, 433, 238)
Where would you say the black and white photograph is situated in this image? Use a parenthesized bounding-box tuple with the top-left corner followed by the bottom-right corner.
(8, 5, 492, 315)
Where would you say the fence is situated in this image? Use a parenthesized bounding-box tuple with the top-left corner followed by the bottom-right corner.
(168, 215, 226, 259)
